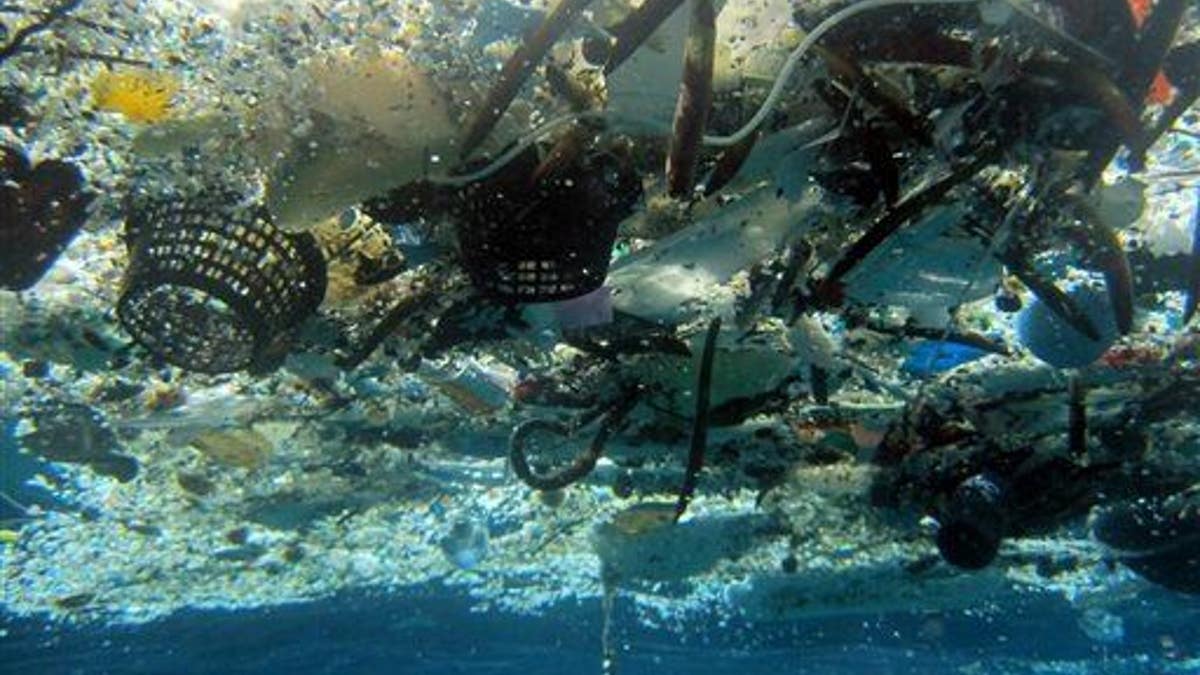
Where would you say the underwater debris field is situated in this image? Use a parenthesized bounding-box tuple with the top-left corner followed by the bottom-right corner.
(1, 0, 1200, 672)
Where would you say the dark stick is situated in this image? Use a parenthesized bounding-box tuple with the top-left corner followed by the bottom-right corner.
(602, 0, 686, 75)
(334, 281, 437, 370)
(1024, 58, 1148, 164)
(52, 48, 152, 67)
(813, 147, 998, 303)
(1081, 0, 1186, 184)
(810, 365, 829, 405)
(458, 0, 595, 159)
(813, 44, 933, 147)
(674, 316, 720, 522)
(1001, 250, 1101, 341)
(1121, 0, 1187, 103)
(703, 130, 759, 197)
(870, 323, 1010, 356)
(665, 0, 715, 199)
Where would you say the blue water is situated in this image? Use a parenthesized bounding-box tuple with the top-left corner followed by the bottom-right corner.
(5, 585, 1198, 674)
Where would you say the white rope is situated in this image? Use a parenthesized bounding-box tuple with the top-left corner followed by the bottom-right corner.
(703, 0, 984, 147)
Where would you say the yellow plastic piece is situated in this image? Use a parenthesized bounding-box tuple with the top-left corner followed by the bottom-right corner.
(91, 69, 179, 124)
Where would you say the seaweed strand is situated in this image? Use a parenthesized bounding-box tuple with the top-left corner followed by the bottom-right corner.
(1000, 248, 1101, 340)
(510, 394, 639, 491)
(674, 317, 721, 522)
(705, 0, 979, 148)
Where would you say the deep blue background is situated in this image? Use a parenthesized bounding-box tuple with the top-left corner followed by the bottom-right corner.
(4, 584, 1199, 674)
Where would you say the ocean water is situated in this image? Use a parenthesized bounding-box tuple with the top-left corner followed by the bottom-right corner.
(3, 0, 1200, 673)
(6, 587, 1200, 674)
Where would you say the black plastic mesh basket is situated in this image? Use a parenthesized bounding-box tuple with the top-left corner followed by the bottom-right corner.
(118, 189, 327, 374)
(455, 150, 639, 303)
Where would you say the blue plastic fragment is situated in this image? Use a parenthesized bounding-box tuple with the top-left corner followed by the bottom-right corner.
(1016, 282, 1118, 369)
(902, 340, 990, 377)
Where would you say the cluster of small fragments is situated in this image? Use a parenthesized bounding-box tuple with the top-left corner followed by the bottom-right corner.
(0, 0, 1198, 656)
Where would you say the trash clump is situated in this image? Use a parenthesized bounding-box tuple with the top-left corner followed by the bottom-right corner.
(0, 145, 93, 291)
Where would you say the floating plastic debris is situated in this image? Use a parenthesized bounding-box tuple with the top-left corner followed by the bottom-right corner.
(418, 357, 517, 415)
(262, 47, 457, 230)
(3, 1, 1200, 670)
(186, 427, 273, 470)
(440, 519, 489, 570)
(551, 286, 613, 330)
(1078, 608, 1126, 644)
(901, 340, 991, 377)
(118, 183, 327, 374)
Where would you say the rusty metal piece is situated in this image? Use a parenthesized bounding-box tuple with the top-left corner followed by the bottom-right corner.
(459, 0, 595, 159)
(665, 0, 716, 199)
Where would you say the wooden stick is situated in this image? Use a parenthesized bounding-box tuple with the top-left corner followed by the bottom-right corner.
(665, 0, 715, 199)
